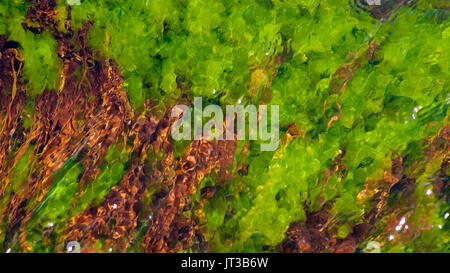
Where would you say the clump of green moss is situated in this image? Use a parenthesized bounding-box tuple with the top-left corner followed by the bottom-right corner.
(0, 0, 448, 253)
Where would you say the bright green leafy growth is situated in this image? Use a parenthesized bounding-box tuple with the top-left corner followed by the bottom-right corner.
(21, 143, 129, 252)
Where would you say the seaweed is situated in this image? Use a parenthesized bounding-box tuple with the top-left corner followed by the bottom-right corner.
(0, 0, 448, 253)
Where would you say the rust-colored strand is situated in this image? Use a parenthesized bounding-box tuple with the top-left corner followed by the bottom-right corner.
(281, 127, 449, 253)
(5, 37, 131, 248)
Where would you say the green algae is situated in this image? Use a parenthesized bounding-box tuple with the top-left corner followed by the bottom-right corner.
(0, 0, 448, 253)
(197, 1, 449, 252)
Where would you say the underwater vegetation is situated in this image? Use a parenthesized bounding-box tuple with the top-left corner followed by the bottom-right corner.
(0, 0, 448, 253)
